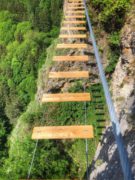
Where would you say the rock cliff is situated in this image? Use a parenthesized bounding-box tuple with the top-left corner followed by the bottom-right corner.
(89, 8, 135, 180)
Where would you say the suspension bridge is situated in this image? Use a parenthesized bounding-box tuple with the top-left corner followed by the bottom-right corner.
(25, 0, 134, 179)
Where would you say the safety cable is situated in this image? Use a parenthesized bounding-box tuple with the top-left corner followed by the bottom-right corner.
(83, 0, 133, 180)
(27, 0, 67, 178)
(82, 46, 89, 180)
(27, 99, 48, 179)
(27, 140, 39, 179)
(84, 95, 89, 180)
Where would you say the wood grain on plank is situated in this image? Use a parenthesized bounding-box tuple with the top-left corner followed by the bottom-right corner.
(65, 15, 85, 18)
(41, 93, 91, 102)
(32, 125, 94, 139)
(61, 27, 86, 31)
(56, 44, 88, 49)
(59, 34, 86, 39)
(49, 71, 89, 78)
(53, 55, 89, 62)
(69, 0, 83, 2)
(66, 10, 85, 14)
(67, 6, 84, 10)
(63, 20, 86, 24)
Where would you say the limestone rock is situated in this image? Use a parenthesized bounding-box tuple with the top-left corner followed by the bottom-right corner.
(89, 8, 135, 180)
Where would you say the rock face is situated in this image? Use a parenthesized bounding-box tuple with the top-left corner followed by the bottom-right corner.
(89, 10, 135, 180)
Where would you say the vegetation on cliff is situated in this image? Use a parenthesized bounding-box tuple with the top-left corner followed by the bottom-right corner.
(90, 0, 131, 75)
(0, 0, 131, 179)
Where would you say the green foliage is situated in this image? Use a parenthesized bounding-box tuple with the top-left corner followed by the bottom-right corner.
(3, 136, 36, 179)
(105, 32, 120, 75)
(14, 21, 31, 42)
(0, 103, 11, 168)
(108, 32, 120, 49)
(105, 51, 119, 75)
(0, 1, 63, 178)
(0, 11, 14, 21)
(91, 0, 130, 32)
(0, 0, 63, 32)
(0, 7, 62, 123)
(0, 11, 16, 45)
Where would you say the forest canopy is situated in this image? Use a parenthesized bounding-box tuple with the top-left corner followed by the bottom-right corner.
(0, 0, 63, 179)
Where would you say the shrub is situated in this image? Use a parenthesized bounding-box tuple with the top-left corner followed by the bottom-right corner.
(91, 0, 130, 32)
(108, 31, 120, 49)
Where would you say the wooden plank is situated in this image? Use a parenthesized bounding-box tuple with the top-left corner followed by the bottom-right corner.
(59, 34, 87, 39)
(32, 125, 94, 140)
(41, 93, 91, 102)
(69, 0, 83, 2)
(69, 1, 83, 3)
(68, 3, 83, 5)
(66, 3, 84, 8)
(67, 7, 85, 10)
(65, 15, 85, 18)
(49, 71, 89, 78)
(53, 55, 89, 62)
(66, 11, 85, 14)
(61, 27, 86, 31)
(68, 1, 84, 4)
(68, 2, 84, 5)
(68, 1, 83, 3)
(69, 1, 83, 2)
(57, 43, 88, 49)
(69, 0, 83, 1)
(63, 20, 86, 24)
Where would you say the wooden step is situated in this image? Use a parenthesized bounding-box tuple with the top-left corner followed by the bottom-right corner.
(61, 27, 86, 31)
(41, 93, 91, 102)
(68, 2, 83, 5)
(56, 43, 88, 49)
(66, 11, 85, 14)
(66, 3, 85, 8)
(49, 71, 89, 78)
(67, 7, 85, 10)
(65, 15, 85, 18)
(59, 34, 87, 39)
(32, 125, 94, 140)
(69, 0, 83, 2)
(69, 1, 83, 3)
(69, 1, 83, 2)
(68, 1, 83, 3)
(68, 3, 83, 5)
(63, 20, 86, 24)
(53, 55, 89, 62)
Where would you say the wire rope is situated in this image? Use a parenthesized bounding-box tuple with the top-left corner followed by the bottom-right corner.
(83, 0, 133, 179)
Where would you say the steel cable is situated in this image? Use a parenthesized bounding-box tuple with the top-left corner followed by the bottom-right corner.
(83, 0, 133, 179)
